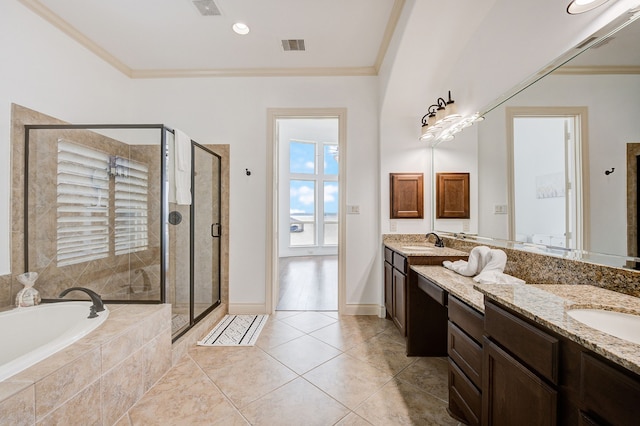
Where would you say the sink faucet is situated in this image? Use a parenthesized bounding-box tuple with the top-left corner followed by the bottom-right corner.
(59, 287, 105, 318)
(425, 232, 445, 248)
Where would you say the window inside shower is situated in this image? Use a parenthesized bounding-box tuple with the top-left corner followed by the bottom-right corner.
(24, 124, 221, 341)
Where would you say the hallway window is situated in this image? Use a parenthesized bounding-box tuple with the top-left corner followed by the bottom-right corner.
(288, 140, 338, 248)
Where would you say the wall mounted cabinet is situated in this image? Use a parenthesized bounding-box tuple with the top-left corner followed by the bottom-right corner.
(390, 173, 424, 219)
(436, 172, 470, 219)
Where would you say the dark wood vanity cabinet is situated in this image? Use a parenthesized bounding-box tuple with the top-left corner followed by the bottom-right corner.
(482, 299, 640, 426)
(483, 300, 560, 426)
(447, 296, 484, 426)
(384, 248, 408, 335)
(384, 246, 467, 341)
(405, 272, 448, 356)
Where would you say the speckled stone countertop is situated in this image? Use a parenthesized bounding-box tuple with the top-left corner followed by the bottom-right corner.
(475, 284, 640, 375)
(411, 265, 484, 312)
(384, 238, 469, 258)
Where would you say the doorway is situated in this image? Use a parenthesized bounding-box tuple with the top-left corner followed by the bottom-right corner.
(266, 109, 346, 314)
(507, 107, 589, 251)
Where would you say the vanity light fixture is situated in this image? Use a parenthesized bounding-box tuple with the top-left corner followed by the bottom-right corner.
(419, 91, 481, 144)
(567, 0, 612, 14)
(232, 22, 250, 35)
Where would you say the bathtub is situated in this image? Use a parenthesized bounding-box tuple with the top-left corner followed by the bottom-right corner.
(0, 301, 109, 382)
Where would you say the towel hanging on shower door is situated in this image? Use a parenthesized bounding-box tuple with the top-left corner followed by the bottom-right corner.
(173, 129, 192, 205)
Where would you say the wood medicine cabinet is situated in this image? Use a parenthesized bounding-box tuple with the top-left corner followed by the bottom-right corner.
(436, 172, 470, 219)
(390, 173, 424, 219)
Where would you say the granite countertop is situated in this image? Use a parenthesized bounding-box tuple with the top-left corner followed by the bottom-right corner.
(475, 284, 640, 375)
(384, 240, 469, 258)
(411, 265, 484, 312)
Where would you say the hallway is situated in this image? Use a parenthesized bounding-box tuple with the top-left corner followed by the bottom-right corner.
(277, 256, 338, 311)
(121, 311, 458, 425)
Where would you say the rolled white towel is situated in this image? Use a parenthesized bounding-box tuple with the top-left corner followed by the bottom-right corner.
(481, 249, 507, 274)
(473, 271, 525, 285)
(442, 246, 491, 276)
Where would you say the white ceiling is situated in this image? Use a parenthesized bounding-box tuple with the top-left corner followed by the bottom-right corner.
(22, 0, 403, 77)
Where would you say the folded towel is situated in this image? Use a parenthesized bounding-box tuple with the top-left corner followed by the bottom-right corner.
(443, 246, 491, 276)
(174, 129, 192, 205)
(473, 271, 525, 285)
(481, 249, 507, 273)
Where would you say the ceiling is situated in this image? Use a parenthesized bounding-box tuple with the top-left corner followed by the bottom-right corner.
(20, 0, 404, 78)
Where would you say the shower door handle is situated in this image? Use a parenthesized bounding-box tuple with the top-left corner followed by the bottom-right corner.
(211, 223, 221, 238)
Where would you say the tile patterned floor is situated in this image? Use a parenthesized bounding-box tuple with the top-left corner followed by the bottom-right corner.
(118, 311, 461, 426)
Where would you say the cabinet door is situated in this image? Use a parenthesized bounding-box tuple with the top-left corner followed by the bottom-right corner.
(384, 261, 393, 317)
(483, 339, 557, 426)
(390, 173, 423, 218)
(392, 268, 406, 335)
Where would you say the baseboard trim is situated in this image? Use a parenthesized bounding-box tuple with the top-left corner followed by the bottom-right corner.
(342, 304, 381, 316)
(229, 303, 267, 315)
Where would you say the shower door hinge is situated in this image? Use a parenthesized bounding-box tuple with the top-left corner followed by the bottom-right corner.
(211, 223, 221, 238)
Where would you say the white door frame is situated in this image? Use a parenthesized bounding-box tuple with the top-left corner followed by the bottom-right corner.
(266, 108, 347, 314)
(506, 106, 590, 251)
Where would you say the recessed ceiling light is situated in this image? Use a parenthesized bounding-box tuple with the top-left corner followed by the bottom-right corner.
(567, 0, 611, 15)
(232, 22, 250, 35)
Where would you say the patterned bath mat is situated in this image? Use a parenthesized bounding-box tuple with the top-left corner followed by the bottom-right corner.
(197, 314, 269, 346)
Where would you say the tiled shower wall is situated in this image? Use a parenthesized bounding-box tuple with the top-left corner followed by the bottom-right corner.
(2, 104, 230, 311)
(3, 104, 162, 306)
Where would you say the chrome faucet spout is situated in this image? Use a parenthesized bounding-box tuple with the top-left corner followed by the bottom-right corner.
(59, 287, 105, 317)
(425, 232, 444, 248)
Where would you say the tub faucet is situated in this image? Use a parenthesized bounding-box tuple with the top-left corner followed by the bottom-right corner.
(59, 287, 105, 318)
(425, 232, 444, 248)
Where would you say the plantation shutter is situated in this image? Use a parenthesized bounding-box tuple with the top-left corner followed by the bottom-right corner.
(114, 156, 149, 255)
(56, 140, 110, 266)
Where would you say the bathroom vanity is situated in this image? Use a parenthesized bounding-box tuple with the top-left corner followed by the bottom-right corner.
(412, 264, 640, 426)
(382, 240, 468, 338)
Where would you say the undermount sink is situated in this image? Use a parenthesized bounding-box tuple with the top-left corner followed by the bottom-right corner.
(567, 309, 640, 344)
(402, 245, 438, 251)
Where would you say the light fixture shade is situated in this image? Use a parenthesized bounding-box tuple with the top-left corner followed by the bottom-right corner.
(435, 106, 446, 123)
(567, 0, 611, 14)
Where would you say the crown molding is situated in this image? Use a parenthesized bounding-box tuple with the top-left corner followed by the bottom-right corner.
(19, 0, 133, 77)
(21, 0, 403, 79)
(553, 65, 640, 75)
(130, 67, 378, 79)
(374, 0, 406, 73)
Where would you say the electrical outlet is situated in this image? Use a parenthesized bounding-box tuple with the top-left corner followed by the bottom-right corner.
(462, 220, 470, 232)
(494, 204, 508, 214)
(390, 221, 397, 232)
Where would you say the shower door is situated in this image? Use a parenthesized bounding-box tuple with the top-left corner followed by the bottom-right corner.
(192, 143, 221, 321)
(168, 134, 221, 341)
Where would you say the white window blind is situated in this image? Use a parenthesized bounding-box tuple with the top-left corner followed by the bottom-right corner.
(114, 157, 149, 255)
(56, 140, 110, 266)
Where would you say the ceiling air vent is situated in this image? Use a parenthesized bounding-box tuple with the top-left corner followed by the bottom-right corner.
(192, 0, 221, 16)
(282, 39, 306, 52)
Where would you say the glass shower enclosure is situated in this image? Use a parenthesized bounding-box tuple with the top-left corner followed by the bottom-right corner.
(23, 124, 221, 342)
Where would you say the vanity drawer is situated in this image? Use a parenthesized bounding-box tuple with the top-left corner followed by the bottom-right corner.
(392, 252, 407, 272)
(384, 247, 393, 264)
(417, 274, 446, 306)
(484, 301, 558, 384)
(580, 353, 640, 426)
(449, 358, 481, 425)
(448, 295, 484, 343)
(449, 321, 482, 388)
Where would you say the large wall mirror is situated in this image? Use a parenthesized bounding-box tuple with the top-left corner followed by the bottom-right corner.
(433, 10, 640, 269)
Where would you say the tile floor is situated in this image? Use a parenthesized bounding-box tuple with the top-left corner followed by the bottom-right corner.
(118, 311, 460, 426)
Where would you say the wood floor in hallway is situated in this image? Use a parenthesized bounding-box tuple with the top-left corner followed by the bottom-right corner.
(277, 255, 338, 311)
